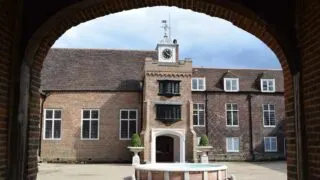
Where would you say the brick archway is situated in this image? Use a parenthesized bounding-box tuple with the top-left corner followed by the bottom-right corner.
(17, 0, 300, 179)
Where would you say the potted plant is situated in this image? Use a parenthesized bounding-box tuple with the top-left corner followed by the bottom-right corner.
(127, 133, 144, 165)
(196, 135, 213, 163)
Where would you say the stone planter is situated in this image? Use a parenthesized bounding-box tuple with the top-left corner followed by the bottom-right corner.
(128, 146, 144, 166)
(196, 146, 213, 163)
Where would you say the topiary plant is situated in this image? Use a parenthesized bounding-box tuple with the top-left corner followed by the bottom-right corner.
(130, 133, 142, 147)
(199, 135, 209, 146)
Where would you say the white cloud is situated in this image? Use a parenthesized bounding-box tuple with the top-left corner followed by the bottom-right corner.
(52, 6, 281, 69)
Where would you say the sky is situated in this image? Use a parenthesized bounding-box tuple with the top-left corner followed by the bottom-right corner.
(52, 6, 281, 69)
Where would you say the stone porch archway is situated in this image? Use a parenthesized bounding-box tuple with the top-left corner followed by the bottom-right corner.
(151, 128, 186, 163)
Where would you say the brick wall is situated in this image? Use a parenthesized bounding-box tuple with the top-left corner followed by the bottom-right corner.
(251, 94, 285, 160)
(298, 0, 320, 178)
(192, 92, 285, 161)
(41, 92, 141, 162)
(0, 0, 14, 178)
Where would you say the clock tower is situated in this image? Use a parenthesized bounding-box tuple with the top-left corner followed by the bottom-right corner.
(156, 20, 178, 63)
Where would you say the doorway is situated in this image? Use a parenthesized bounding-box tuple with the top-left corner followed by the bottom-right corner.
(156, 136, 174, 162)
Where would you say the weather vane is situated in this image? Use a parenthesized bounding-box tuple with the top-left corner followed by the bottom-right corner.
(161, 20, 169, 38)
(161, 14, 172, 43)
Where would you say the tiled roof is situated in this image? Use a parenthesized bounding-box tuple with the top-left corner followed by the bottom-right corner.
(41, 48, 283, 93)
(41, 48, 157, 91)
(192, 68, 283, 92)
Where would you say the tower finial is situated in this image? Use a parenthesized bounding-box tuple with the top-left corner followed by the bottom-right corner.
(161, 19, 171, 43)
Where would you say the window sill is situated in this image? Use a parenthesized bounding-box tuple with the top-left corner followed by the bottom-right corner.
(81, 138, 99, 141)
(226, 125, 239, 127)
(191, 89, 206, 91)
(224, 90, 239, 92)
(261, 91, 276, 93)
(227, 151, 240, 153)
(157, 93, 180, 97)
(193, 125, 206, 127)
(43, 138, 61, 140)
(264, 150, 277, 152)
(264, 125, 276, 128)
(120, 138, 131, 141)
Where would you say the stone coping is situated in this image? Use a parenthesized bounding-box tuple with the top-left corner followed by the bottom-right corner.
(134, 163, 228, 172)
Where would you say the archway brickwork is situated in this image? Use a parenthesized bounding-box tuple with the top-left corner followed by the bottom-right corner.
(0, 0, 319, 179)
(298, 0, 320, 178)
(0, 0, 16, 178)
(27, 1, 294, 179)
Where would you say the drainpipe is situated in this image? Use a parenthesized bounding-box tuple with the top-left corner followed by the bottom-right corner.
(205, 91, 208, 136)
(39, 90, 49, 158)
(247, 94, 255, 161)
(139, 81, 144, 131)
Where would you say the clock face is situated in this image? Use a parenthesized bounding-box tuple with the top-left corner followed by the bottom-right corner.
(162, 48, 173, 59)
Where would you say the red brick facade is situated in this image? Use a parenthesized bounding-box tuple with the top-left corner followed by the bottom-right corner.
(41, 92, 141, 162)
(193, 92, 285, 161)
(40, 66, 285, 163)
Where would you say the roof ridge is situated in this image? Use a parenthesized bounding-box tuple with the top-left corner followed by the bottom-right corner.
(50, 47, 157, 52)
(192, 67, 283, 71)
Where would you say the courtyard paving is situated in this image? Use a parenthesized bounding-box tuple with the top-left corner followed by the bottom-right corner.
(37, 161, 286, 180)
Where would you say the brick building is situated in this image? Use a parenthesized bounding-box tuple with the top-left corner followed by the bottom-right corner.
(39, 33, 285, 163)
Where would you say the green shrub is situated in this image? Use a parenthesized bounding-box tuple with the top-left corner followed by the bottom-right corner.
(130, 133, 142, 147)
(199, 135, 209, 146)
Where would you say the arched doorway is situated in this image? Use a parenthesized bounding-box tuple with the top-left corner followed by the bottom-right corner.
(152, 128, 185, 163)
(156, 136, 174, 162)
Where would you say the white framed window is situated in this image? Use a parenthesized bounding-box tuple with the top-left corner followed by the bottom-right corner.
(226, 103, 239, 126)
(224, 78, 239, 92)
(226, 137, 240, 152)
(193, 103, 205, 126)
(43, 109, 62, 140)
(263, 104, 276, 127)
(264, 137, 277, 152)
(191, 78, 206, 91)
(261, 79, 275, 92)
(81, 109, 99, 140)
(120, 109, 138, 140)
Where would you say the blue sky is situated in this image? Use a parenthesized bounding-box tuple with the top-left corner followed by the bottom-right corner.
(52, 6, 281, 69)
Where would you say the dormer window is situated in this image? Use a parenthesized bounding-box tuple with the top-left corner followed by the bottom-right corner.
(192, 78, 206, 91)
(224, 78, 239, 92)
(261, 79, 275, 92)
(158, 80, 180, 96)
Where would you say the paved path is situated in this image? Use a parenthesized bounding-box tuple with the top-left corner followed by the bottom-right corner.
(37, 161, 286, 180)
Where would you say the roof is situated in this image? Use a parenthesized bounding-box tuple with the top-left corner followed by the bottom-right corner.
(41, 48, 157, 91)
(41, 48, 283, 93)
(192, 68, 284, 92)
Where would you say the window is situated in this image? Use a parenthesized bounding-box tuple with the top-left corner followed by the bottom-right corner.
(226, 104, 238, 126)
(224, 78, 239, 92)
(193, 103, 205, 126)
(192, 78, 206, 91)
(43, 109, 62, 140)
(263, 104, 276, 127)
(120, 109, 137, 140)
(264, 137, 277, 152)
(81, 109, 99, 140)
(226, 137, 240, 152)
(158, 80, 180, 96)
(156, 105, 181, 123)
(261, 79, 275, 92)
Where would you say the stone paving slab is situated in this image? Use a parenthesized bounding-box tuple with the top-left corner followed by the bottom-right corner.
(37, 161, 286, 180)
